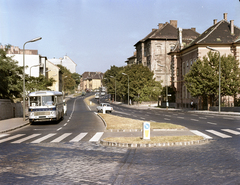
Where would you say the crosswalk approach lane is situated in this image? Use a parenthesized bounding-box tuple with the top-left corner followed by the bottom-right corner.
(0, 132, 105, 144)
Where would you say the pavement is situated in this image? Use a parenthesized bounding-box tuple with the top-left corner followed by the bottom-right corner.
(1, 95, 240, 147)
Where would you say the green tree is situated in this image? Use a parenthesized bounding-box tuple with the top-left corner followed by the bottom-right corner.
(184, 51, 240, 107)
(72, 72, 81, 88)
(57, 65, 75, 93)
(0, 46, 23, 100)
(25, 75, 55, 92)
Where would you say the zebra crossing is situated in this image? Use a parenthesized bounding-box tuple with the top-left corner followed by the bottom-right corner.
(0, 132, 104, 144)
(191, 128, 240, 139)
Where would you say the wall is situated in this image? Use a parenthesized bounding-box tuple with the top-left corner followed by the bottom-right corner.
(0, 99, 23, 120)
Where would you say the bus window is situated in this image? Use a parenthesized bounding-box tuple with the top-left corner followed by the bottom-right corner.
(30, 96, 41, 106)
(42, 96, 55, 106)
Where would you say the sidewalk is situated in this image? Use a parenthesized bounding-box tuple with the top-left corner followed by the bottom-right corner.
(0, 118, 29, 133)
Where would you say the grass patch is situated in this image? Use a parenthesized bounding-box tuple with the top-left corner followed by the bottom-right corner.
(103, 135, 204, 144)
(84, 95, 96, 106)
(99, 113, 186, 130)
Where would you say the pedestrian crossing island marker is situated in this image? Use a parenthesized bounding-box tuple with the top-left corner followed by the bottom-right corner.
(143, 122, 150, 140)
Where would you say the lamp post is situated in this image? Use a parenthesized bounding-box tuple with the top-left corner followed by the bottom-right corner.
(158, 64, 168, 109)
(122, 73, 129, 105)
(23, 37, 42, 121)
(110, 76, 116, 102)
(206, 46, 221, 113)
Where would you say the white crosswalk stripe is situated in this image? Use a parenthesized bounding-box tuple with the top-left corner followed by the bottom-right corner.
(190, 130, 213, 139)
(50, 133, 72, 143)
(206, 130, 232, 138)
(0, 134, 25, 143)
(89, 132, 104, 142)
(221, 129, 240, 135)
(69, 133, 88, 142)
(0, 133, 9, 138)
(11, 134, 41, 143)
(31, 133, 56, 143)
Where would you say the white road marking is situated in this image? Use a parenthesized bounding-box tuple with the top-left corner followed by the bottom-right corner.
(57, 127, 62, 131)
(206, 130, 232, 138)
(177, 117, 184, 119)
(70, 133, 88, 142)
(11, 134, 41, 143)
(164, 118, 171, 121)
(223, 117, 234, 120)
(64, 123, 67, 126)
(190, 130, 213, 139)
(0, 134, 25, 143)
(191, 119, 199, 121)
(89, 132, 104, 142)
(207, 122, 217, 125)
(0, 134, 9, 138)
(221, 129, 240, 135)
(199, 117, 207, 119)
(50, 133, 72, 143)
(31, 133, 56, 143)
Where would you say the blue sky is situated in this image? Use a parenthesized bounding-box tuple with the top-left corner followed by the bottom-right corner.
(0, 0, 240, 74)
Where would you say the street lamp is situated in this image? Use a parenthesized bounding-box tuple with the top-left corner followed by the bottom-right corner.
(110, 76, 116, 102)
(158, 64, 168, 109)
(206, 46, 221, 113)
(23, 37, 42, 121)
(122, 73, 129, 105)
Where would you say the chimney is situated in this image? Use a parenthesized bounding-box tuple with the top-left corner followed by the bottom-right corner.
(223, 13, 227, 21)
(191, 27, 196, 32)
(213, 19, 217, 25)
(230, 20, 234, 35)
(170, 20, 178, 28)
(158, 23, 163, 29)
(178, 28, 183, 49)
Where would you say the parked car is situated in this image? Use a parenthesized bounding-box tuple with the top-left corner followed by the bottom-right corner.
(96, 103, 113, 113)
(101, 91, 105, 96)
(95, 93, 100, 99)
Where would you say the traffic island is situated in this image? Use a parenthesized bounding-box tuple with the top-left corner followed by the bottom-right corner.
(98, 113, 208, 147)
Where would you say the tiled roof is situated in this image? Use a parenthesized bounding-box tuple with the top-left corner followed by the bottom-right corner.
(135, 23, 199, 46)
(188, 20, 240, 46)
(82, 72, 103, 80)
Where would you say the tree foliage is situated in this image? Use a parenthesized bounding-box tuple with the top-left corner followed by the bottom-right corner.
(103, 64, 162, 102)
(57, 65, 76, 92)
(25, 75, 55, 93)
(184, 51, 240, 105)
(0, 47, 23, 100)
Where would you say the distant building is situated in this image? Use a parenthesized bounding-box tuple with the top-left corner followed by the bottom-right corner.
(48, 55, 77, 73)
(46, 60, 63, 92)
(125, 52, 137, 66)
(81, 72, 104, 91)
(1, 45, 48, 78)
(134, 20, 199, 87)
(169, 13, 240, 109)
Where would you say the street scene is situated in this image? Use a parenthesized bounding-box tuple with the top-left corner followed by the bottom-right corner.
(1, 0, 240, 184)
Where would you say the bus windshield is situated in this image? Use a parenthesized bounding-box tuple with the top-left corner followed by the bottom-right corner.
(30, 96, 55, 106)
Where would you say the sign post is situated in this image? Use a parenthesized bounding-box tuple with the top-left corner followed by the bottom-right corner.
(143, 122, 150, 140)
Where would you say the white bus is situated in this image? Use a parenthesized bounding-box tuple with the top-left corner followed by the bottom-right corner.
(28, 91, 66, 123)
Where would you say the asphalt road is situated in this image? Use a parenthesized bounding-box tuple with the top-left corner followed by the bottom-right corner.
(0, 93, 240, 184)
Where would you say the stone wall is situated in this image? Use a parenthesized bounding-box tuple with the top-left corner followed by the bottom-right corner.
(0, 99, 23, 120)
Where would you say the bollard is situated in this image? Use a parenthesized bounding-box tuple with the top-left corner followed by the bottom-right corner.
(103, 107, 106, 114)
(142, 122, 150, 139)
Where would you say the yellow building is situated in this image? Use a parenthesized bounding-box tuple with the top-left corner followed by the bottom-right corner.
(81, 72, 103, 91)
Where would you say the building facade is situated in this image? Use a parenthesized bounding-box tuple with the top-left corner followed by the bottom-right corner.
(81, 72, 103, 91)
(134, 20, 199, 87)
(48, 55, 77, 73)
(169, 13, 240, 109)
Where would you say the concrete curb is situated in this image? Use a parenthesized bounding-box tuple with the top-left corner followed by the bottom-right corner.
(100, 138, 209, 148)
(95, 113, 107, 127)
(0, 121, 30, 133)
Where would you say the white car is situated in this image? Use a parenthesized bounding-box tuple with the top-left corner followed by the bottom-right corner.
(96, 103, 113, 113)
(101, 92, 105, 96)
